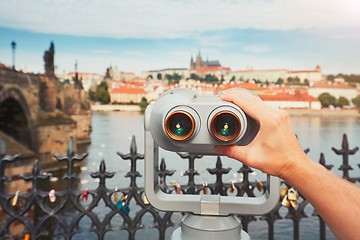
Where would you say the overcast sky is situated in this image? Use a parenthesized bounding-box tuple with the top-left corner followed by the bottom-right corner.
(0, 0, 359, 75)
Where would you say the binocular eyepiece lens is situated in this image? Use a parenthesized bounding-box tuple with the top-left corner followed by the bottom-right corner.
(211, 111, 241, 142)
(165, 111, 195, 141)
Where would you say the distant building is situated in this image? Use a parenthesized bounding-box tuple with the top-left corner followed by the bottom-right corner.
(217, 82, 267, 94)
(110, 86, 147, 104)
(189, 51, 231, 78)
(228, 66, 323, 83)
(308, 81, 358, 104)
(190, 51, 221, 70)
(260, 90, 321, 110)
(288, 65, 323, 82)
(141, 68, 189, 80)
(64, 72, 104, 91)
(104, 66, 137, 89)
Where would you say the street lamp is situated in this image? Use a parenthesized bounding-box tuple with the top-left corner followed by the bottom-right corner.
(11, 41, 16, 70)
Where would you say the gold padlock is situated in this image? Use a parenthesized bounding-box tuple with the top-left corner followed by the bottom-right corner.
(256, 180, 264, 192)
(12, 191, 20, 207)
(290, 199, 298, 208)
(143, 195, 149, 205)
(202, 182, 209, 195)
(287, 188, 298, 201)
(281, 195, 290, 208)
(230, 181, 236, 193)
(114, 191, 119, 203)
(280, 187, 288, 198)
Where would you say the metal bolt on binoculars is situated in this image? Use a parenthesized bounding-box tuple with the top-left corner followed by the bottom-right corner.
(145, 88, 260, 155)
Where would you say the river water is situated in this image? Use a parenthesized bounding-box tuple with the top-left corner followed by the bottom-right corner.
(77, 111, 360, 239)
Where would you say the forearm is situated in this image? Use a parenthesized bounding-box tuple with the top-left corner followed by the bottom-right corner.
(281, 154, 360, 239)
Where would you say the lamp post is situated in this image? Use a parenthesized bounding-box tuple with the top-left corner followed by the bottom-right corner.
(11, 41, 16, 70)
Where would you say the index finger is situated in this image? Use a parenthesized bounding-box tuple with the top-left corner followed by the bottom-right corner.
(220, 88, 272, 123)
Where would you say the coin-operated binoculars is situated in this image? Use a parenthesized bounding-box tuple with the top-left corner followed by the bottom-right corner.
(144, 88, 280, 240)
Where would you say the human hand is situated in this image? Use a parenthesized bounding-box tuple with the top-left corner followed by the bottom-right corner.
(214, 88, 308, 179)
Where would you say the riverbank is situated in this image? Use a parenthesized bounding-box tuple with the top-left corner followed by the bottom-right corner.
(285, 108, 360, 117)
(91, 104, 141, 112)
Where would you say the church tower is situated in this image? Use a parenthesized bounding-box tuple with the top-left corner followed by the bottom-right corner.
(195, 50, 203, 69)
(190, 55, 195, 70)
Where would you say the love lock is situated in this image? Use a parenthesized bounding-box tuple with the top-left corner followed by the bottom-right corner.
(287, 188, 298, 201)
(49, 189, 56, 203)
(229, 181, 236, 193)
(281, 195, 291, 208)
(114, 188, 119, 203)
(281, 187, 299, 208)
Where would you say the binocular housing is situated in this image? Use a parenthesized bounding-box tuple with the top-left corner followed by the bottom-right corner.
(145, 88, 260, 154)
(144, 88, 280, 216)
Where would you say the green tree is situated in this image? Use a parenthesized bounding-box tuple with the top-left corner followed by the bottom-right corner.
(327, 74, 335, 82)
(286, 77, 301, 85)
(164, 73, 181, 83)
(203, 74, 219, 83)
(98, 81, 109, 91)
(173, 73, 181, 83)
(139, 97, 149, 112)
(96, 87, 110, 104)
(88, 89, 96, 101)
(157, 73, 162, 80)
(318, 93, 336, 108)
(190, 73, 200, 80)
(220, 75, 225, 83)
(88, 81, 110, 104)
(337, 96, 350, 108)
(276, 78, 284, 85)
(352, 96, 360, 109)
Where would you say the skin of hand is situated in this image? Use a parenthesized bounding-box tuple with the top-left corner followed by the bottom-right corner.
(214, 88, 308, 180)
(214, 88, 360, 240)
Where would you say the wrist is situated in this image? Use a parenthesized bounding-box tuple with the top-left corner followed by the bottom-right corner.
(277, 150, 314, 183)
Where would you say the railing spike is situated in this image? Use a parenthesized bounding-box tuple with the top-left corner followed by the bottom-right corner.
(100, 159, 106, 173)
(216, 156, 222, 169)
(33, 159, 40, 175)
(67, 136, 74, 157)
(342, 134, 349, 150)
(130, 135, 137, 154)
(160, 158, 166, 171)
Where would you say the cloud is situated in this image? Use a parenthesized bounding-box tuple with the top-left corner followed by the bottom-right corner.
(194, 33, 237, 48)
(0, 0, 359, 39)
(124, 51, 145, 57)
(242, 44, 270, 53)
(91, 49, 111, 54)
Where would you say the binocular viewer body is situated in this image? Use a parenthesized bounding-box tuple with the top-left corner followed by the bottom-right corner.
(145, 88, 260, 155)
(144, 88, 280, 217)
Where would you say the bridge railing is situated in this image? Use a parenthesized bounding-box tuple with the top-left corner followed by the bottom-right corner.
(0, 134, 359, 240)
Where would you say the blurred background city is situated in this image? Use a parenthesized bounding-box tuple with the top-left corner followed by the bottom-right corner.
(0, 0, 359, 239)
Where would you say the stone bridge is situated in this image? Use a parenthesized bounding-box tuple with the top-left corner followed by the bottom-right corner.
(0, 43, 91, 164)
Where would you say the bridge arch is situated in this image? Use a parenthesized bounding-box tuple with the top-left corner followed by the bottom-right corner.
(0, 87, 35, 151)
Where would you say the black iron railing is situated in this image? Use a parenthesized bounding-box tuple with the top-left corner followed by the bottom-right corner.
(0, 134, 358, 240)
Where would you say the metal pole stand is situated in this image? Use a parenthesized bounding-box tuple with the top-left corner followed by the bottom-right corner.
(171, 213, 250, 240)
